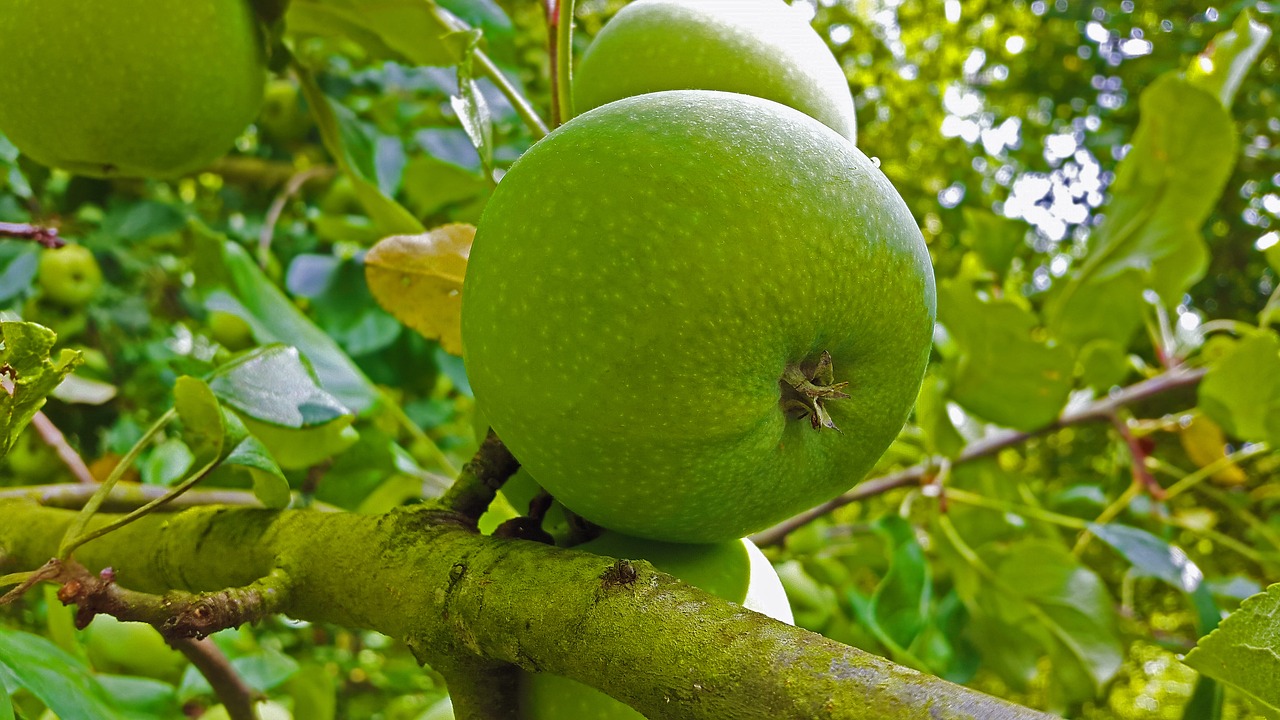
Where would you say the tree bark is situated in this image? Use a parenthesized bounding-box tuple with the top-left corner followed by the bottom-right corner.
(0, 499, 1056, 720)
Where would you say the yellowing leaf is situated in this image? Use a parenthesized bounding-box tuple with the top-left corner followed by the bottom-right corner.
(364, 224, 474, 356)
(1179, 415, 1248, 486)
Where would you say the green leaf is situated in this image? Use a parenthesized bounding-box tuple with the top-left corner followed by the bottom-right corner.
(95, 675, 180, 719)
(1088, 523, 1204, 592)
(239, 414, 357, 472)
(1184, 583, 1280, 716)
(451, 31, 494, 179)
(209, 345, 351, 428)
(1047, 70, 1240, 347)
(225, 431, 283, 476)
(914, 373, 965, 457)
(1182, 676, 1224, 720)
(1077, 339, 1131, 391)
(952, 537, 1123, 704)
(937, 281, 1073, 430)
(1185, 10, 1272, 109)
(174, 376, 224, 461)
(1198, 331, 1280, 445)
(295, 69, 425, 237)
(287, 254, 402, 357)
(870, 517, 931, 649)
(140, 437, 195, 487)
(192, 227, 379, 414)
(0, 683, 12, 720)
(960, 207, 1023, 277)
(401, 154, 487, 218)
(0, 321, 82, 458)
(1046, 270, 1146, 349)
(286, 0, 466, 68)
(251, 467, 293, 510)
(994, 542, 1122, 694)
(0, 628, 121, 720)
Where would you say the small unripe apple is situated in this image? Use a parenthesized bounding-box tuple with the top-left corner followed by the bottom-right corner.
(257, 79, 314, 145)
(518, 533, 793, 719)
(574, 0, 857, 142)
(208, 310, 257, 351)
(37, 245, 103, 308)
(0, 0, 266, 178)
(462, 91, 934, 543)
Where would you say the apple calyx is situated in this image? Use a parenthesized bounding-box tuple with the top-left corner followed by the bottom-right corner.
(779, 351, 850, 432)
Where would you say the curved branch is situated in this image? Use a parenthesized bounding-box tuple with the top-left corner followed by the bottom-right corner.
(0, 483, 332, 512)
(170, 637, 260, 720)
(0, 222, 62, 248)
(752, 367, 1206, 546)
(0, 501, 1055, 720)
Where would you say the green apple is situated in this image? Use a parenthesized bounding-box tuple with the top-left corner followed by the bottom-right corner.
(462, 91, 934, 543)
(3, 429, 62, 483)
(257, 79, 314, 145)
(208, 310, 257, 351)
(518, 533, 792, 718)
(0, 0, 266, 178)
(574, 0, 857, 142)
(416, 697, 454, 720)
(37, 245, 103, 308)
(83, 615, 188, 683)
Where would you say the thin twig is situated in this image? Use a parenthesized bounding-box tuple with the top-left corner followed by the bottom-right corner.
(474, 49, 549, 140)
(1108, 413, 1165, 499)
(31, 412, 96, 484)
(0, 222, 63, 248)
(752, 367, 1207, 546)
(547, 0, 576, 127)
(0, 482, 340, 512)
(170, 637, 260, 720)
(259, 165, 329, 268)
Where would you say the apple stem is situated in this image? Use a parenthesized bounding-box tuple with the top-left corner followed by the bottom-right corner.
(779, 351, 850, 432)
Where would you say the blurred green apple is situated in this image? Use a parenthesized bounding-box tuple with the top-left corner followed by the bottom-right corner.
(257, 79, 314, 145)
(462, 91, 934, 543)
(208, 310, 257, 351)
(0, 0, 266, 178)
(38, 245, 102, 308)
(574, 0, 857, 142)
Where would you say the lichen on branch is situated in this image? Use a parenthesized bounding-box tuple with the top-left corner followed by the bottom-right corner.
(0, 498, 1054, 720)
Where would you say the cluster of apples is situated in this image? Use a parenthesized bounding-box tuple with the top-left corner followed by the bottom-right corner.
(462, 0, 936, 716)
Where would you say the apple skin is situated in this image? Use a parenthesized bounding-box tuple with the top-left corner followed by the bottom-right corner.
(37, 245, 103, 308)
(0, 0, 265, 178)
(462, 91, 935, 543)
(518, 533, 793, 719)
(575, 0, 857, 142)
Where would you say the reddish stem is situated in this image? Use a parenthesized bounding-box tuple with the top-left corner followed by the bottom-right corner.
(0, 222, 63, 248)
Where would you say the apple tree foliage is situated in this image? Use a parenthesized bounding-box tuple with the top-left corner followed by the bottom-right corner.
(0, 1, 1277, 719)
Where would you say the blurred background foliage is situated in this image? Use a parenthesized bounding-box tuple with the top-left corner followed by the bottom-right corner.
(0, 0, 1277, 719)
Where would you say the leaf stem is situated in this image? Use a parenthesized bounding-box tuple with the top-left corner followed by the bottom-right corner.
(57, 409, 176, 559)
(473, 48, 549, 140)
(549, 0, 576, 127)
(944, 488, 1091, 531)
(61, 451, 225, 557)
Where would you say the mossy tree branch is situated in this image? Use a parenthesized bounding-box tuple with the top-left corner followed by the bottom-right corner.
(0, 500, 1055, 720)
